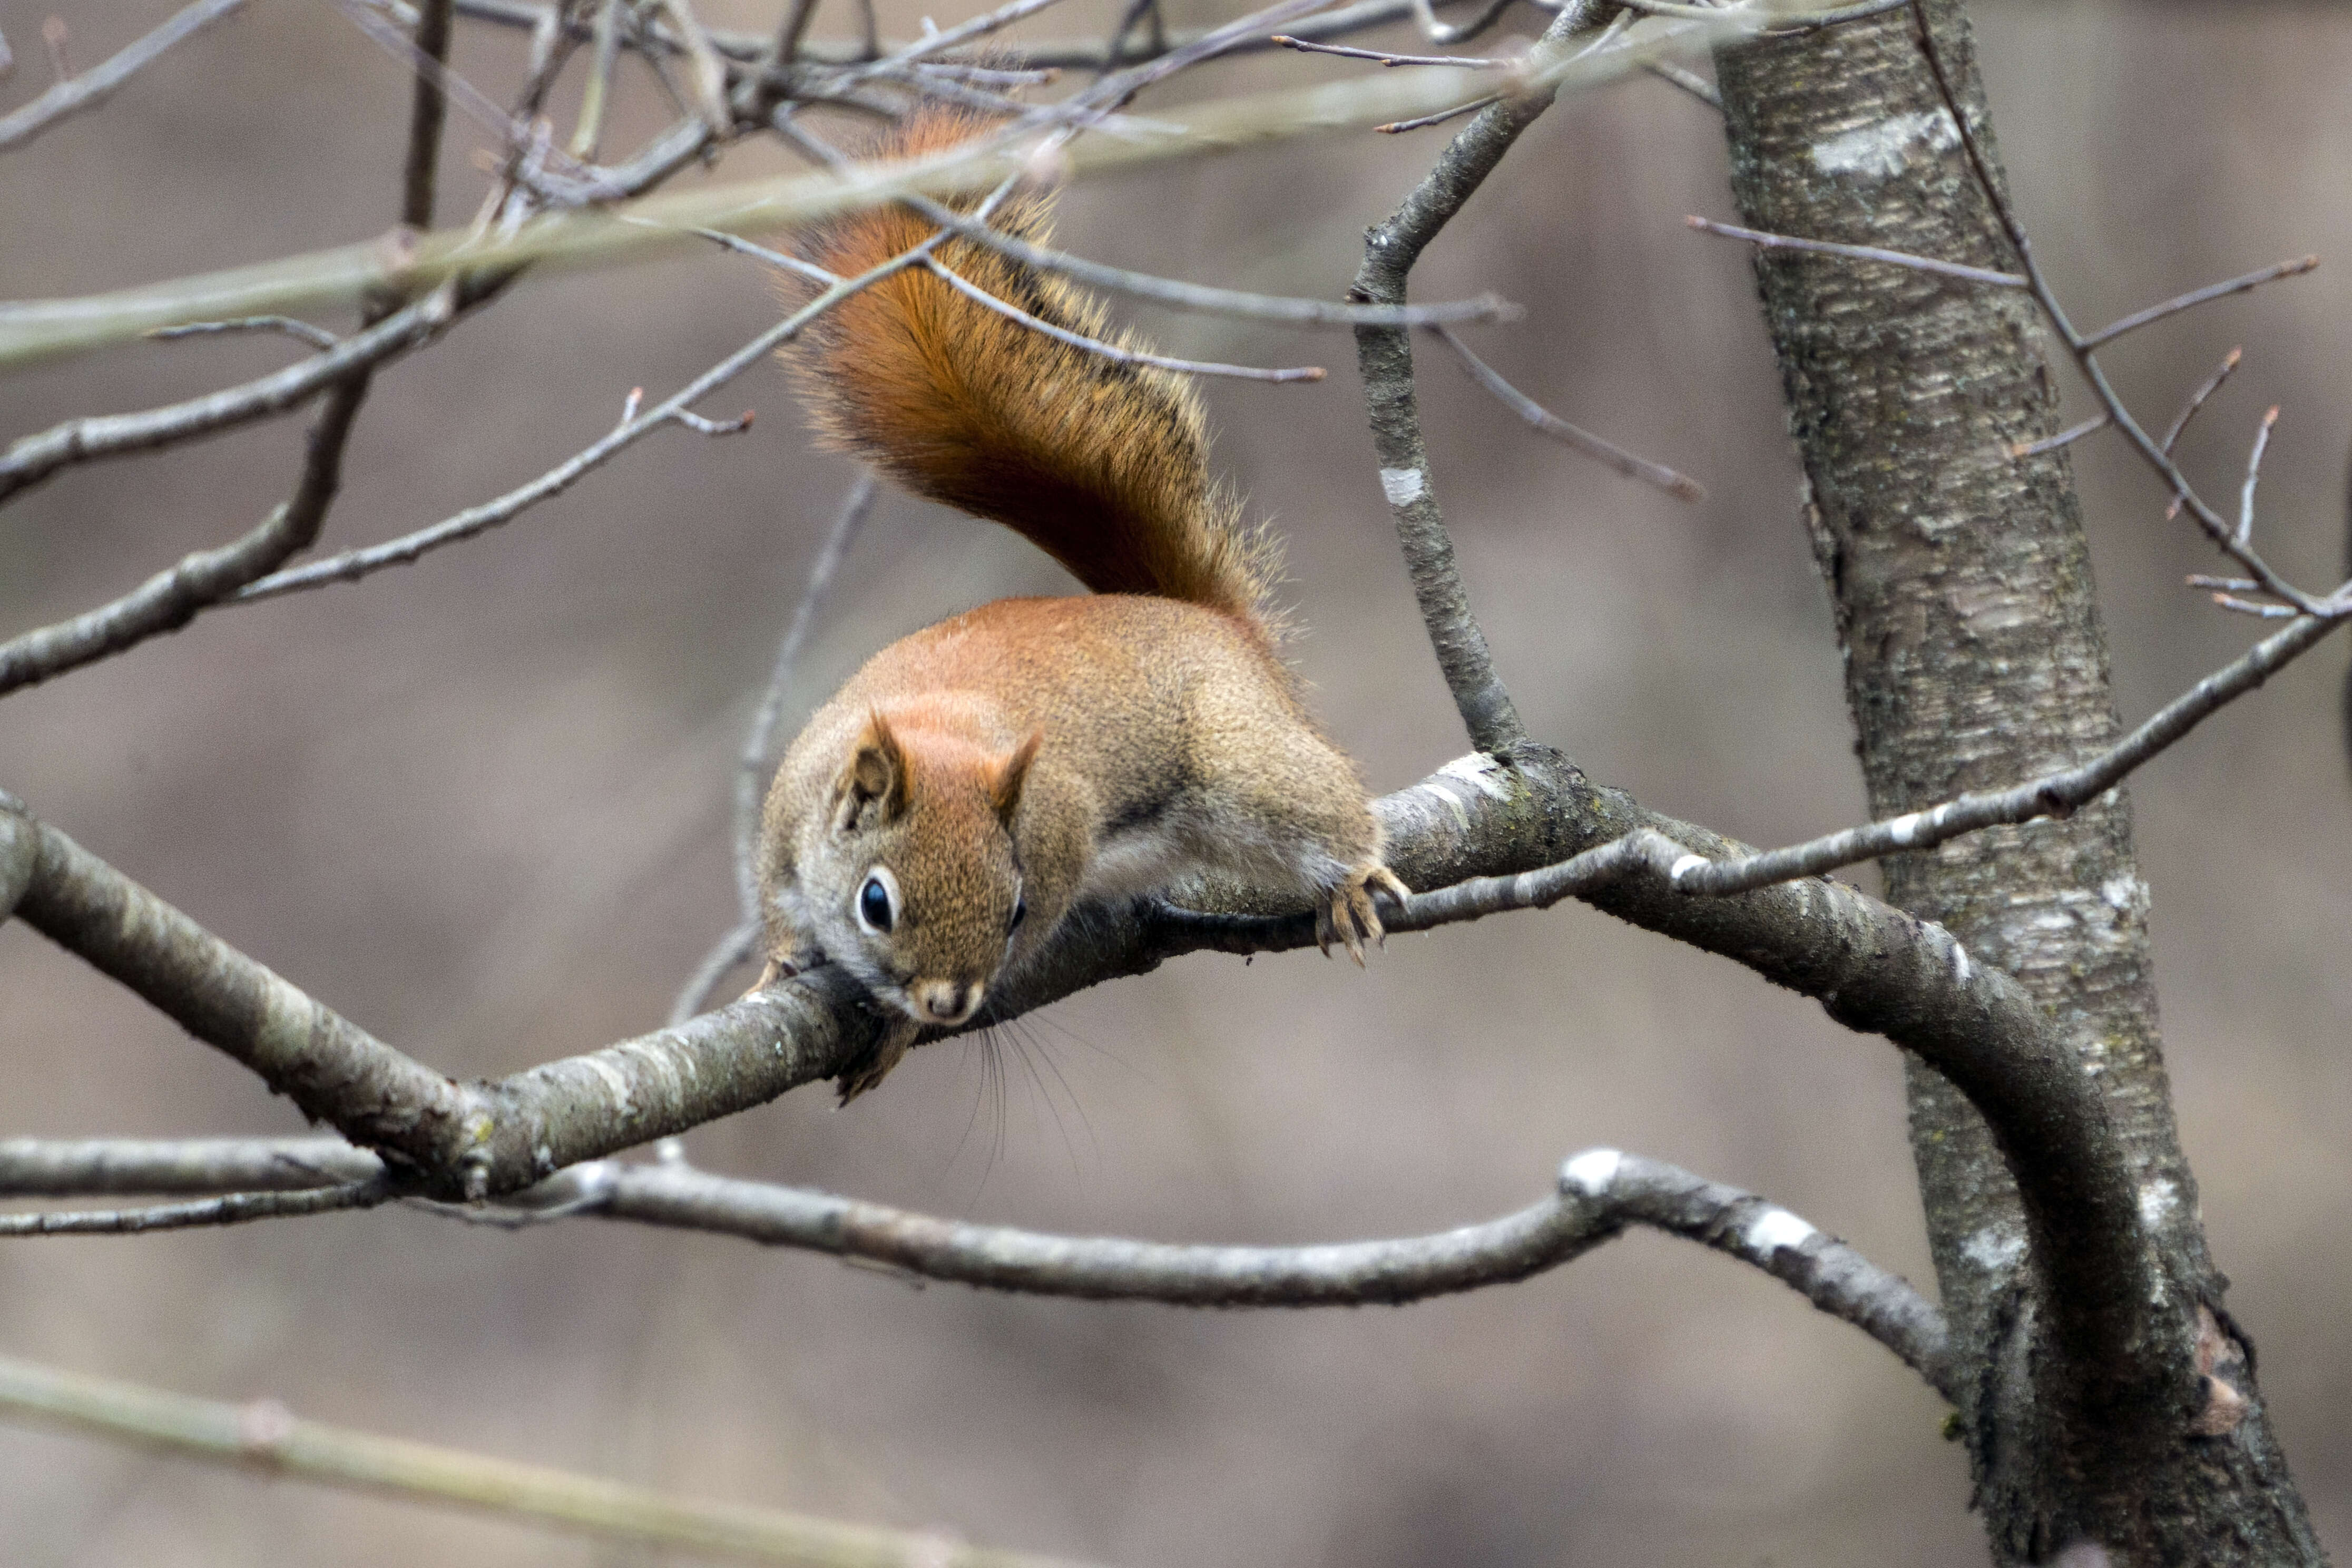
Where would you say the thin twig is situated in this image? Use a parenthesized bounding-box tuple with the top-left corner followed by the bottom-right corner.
(1649, 609, 2352, 898)
(9, 33, 1670, 366)
(1272, 34, 1509, 67)
(1687, 214, 2025, 288)
(146, 316, 341, 351)
(731, 473, 878, 924)
(1641, 56, 1719, 107)
(0, 288, 456, 509)
(445, 0, 1450, 67)
(0, 0, 252, 153)
(2007, 414, 2108, 461)
(651, 0, 733, 133)
(0, 1353, 1093, 1568)
(1432, 326, 1703, 500)
(2161, 347, 2243, 456)
(0, 1179, 388, 1236)
(897, 193, 1518, 327)
(667, 922, 762, 1031)
(2080, 256, 2318, 352)
(1376, 95, 1500, 133)
(2238, 406, 2279, 547)
(233, 242, 939, 603)
(1902, 0, 2324, 615)
(925, 257, 1326, 382)
(829, 0, 1075, 90)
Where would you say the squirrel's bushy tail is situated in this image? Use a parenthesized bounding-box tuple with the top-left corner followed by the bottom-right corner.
(782, 108, 1275, 624)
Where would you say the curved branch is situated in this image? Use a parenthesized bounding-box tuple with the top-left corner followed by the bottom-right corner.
(0, 1136, 1954, 1397)
(0, 505, 305, 695)
(583, 1150, 1953, 1393)
(1347, 3, 1614, 751)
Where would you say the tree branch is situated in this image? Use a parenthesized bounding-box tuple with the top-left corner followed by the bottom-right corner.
(1348, 4, 1616, 752)
(0, 1180, 389, 1236)
(0, 24, 1712, 369)
(233, 241, 935, 603)
(0, 505, 307, 696)
(0, 1136, 1955, 1397)
(0, 1136, 380, 1194)
(1660, 608, 2352, 896)
(0, 734, 2144, 1304)
(0, 1352, 1093, 1568)
(0, 288, 456, 509)
(0, 0, 253, 154)
(583, 1150, 1954, 1395)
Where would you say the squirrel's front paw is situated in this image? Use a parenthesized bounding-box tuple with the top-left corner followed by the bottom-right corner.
(1314, 864, 1412, 966)
(837, 1016, 920, 1105)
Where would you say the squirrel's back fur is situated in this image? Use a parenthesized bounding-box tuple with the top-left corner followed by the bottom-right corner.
(783, 107, 1276, 624)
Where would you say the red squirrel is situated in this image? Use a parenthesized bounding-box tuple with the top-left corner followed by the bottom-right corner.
(756, 108, 1409, 1098)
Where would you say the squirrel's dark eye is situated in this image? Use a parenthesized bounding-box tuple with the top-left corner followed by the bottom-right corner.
(1008, 893, 1027, 935)
(857, 873, 895, 935)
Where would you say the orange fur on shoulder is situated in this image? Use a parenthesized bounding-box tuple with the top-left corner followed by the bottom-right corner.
(780, 107, 1276, 624)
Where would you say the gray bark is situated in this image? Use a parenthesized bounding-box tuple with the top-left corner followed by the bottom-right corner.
(1714, 3, 2320, 1561)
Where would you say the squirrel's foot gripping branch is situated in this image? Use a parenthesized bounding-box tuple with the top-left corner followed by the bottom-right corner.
(1312, 863, 1413, 963)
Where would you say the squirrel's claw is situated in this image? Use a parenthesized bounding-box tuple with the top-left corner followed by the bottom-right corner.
(1317, 864, 1407, 966)
(837, 1017, 920, 1105)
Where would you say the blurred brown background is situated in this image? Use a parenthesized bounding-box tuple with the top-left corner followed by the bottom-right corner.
(2, 2, 2347, 1563)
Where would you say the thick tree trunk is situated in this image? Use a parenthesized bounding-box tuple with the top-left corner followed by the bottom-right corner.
(1712, 4, 2322, 1562)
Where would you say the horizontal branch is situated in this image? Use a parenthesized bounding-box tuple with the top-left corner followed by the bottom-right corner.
(0, 1351, 1090, 1568)
(588, 1150, 1953, 1393)
(0, 0, 253, 153)
(0, 1179, 387, 1236)
(0, 286, 455, 507)
(0, 1135, 380, 1194)
(0, 20, 1722, 367)
(0, 1137, 1954, 1397)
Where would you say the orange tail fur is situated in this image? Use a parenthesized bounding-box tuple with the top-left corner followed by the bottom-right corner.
(781, 108, 1274, 623)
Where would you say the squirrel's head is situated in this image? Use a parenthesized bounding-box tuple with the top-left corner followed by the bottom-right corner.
(807, 711, 1041, 1029)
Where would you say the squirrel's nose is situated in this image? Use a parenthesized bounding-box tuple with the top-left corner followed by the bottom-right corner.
(913, 980, 980, 1025)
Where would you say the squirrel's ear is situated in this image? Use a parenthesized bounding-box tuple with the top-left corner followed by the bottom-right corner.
(836, 711, 910, 829)
(990, 730, 1043, 828)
